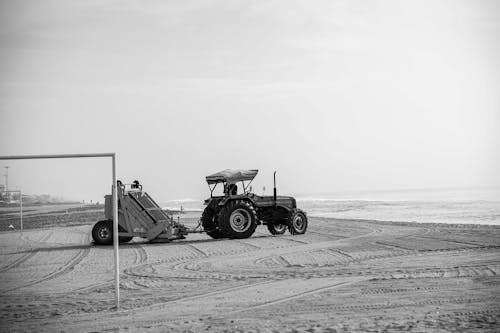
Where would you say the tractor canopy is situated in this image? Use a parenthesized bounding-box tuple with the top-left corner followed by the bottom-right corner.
(206, 169, 258, 184)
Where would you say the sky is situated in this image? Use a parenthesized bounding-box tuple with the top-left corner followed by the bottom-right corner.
(0, 0, 499, 202)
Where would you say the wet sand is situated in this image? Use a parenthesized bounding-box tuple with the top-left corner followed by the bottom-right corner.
(0, 217, 499, 332)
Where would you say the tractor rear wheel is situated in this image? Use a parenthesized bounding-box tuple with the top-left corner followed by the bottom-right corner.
(288, 209, 308, 235)
(218, 200, 257, 239)
(201, 207, 224, 239)
(92, 220, 113, 245)
(267, 223, 287, 235)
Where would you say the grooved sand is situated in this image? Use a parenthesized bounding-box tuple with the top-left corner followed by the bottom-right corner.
(0, 217, 499, 332)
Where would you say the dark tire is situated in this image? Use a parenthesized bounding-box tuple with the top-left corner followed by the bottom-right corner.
(267, 223, 287, 235)
(92, 220, 113, 245)
(218, 200, 257, 239)
(288, 209, 308, 235)
(92, 220, 132, 244)
(201, 207, 224, 239)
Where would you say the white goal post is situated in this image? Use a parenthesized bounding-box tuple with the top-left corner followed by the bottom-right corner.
(0, 153, 121, 308)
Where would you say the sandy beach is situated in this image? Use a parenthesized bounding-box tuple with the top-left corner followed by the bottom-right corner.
(0, 214, 498, 332)
(2, 0, 499, 331)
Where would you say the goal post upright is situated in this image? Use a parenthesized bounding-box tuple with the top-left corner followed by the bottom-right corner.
(0, 153, 120, 309)
(112, 154, 119, 308)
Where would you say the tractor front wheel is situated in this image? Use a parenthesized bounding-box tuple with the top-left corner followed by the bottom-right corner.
(288, 210, 308, 235)
(267, 223, 287, 235)
(218, 200, 257, 239)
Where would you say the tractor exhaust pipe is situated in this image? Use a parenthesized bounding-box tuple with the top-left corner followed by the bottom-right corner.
(273, 171, 277, 208)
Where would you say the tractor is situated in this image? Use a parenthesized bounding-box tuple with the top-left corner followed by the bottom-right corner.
(201, 169, 308, 239)
(90, 171, 307, 245)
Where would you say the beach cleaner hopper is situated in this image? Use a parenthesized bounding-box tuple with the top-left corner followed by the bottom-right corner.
(91, 180, 189, 245)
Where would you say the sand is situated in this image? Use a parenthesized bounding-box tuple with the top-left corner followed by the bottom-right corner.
(0, 216, 499, 332)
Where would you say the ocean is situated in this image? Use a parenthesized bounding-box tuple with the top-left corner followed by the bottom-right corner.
(163, 187, 500, 226)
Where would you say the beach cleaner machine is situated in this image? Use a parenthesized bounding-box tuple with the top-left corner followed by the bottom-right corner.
(91, 180, 191, 245)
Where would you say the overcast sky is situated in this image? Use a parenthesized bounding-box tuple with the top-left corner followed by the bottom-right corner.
(1, 0, 499, 202)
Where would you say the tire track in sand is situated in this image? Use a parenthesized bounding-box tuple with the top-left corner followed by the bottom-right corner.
(120, 227, 395, 295)
(154, 240, 265, 281)
(133, 244, 148, 265)
(280, 236, 309, 245)
(269, 296, 497, 315)
(2, 247, 91, 293)
(74, 244, 149, 294)
(2, 232, 91, 293)
(233, 239, 262, 250)
(53, 278, 364, 332)
(124, 238, 286, 282)
(158, 233, 387, 282)
(186, 244, 209, 257)
(65, 279, 277, 332)
(123, 244, 211, 279)
(226, 279, 363, 315)
(0, 231, 54, 273)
